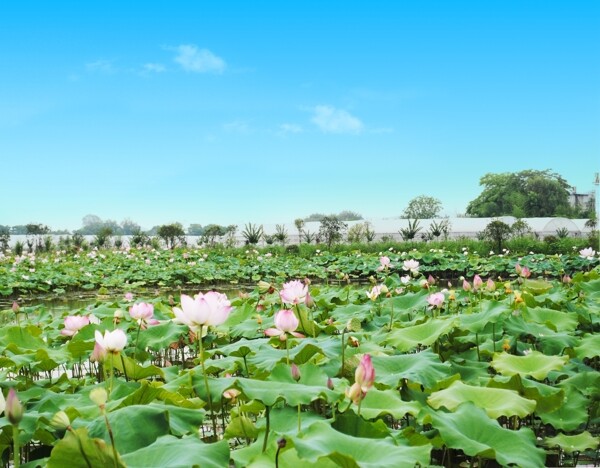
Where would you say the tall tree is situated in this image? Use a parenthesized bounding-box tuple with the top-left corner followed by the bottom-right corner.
(467, 170, 572, 217)
(402, 195, 442, 219)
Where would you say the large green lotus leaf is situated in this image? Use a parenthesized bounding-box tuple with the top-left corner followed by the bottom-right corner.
(448, 356, 494, 384)
(487, 374, 565, 414)
(292, 421, 431, 467)
(121, 435, 230, 468)
(538, 332, 578, 355)
(371, 349, 453, 390)
(111, 355, 164, 380)
(328, 303, 372, 323)
(457, 300, 509, 334)
(218, 337, 266, 357)
(525, 307, 579, 332)
(429, 403, 546, 468)
(359, 388, 422, 420)
(0, 325, 45, 350)
(332, 409, 392, 438)
(543, 431, 599, 454)
(491, 351, 568, 380)
(558, 372, 600, 397)
(224, 414, 259, 439)
(269, 406, 329, 435)
(503, 315, 557, 340)
(521, 279, 554, 295)
(573, 334, 600, 359)
(389, 289, 429, 312)
(87, 405, 170, 454)
(235, 364, 339, 407)
(384, 317, 455, 352)
(428, 380, 536, 418)
(136, 321, 188, 351)
(46, 427, 125, 468)
(537, 387, 590, 431)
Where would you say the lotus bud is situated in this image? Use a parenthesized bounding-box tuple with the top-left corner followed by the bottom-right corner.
(277, 437, 287, 449)
(50, 410, 71, 430)
(304, 292, 315, 308)
(327, 377, 334, 390)
(355, 354, 375, 391)
(348, 336, 360, 347)
(303, 277, 311, 285)
(515, 263, 522, 275)
(258, 281, 272, 294)
(345, 382, 364, 405)
(486, 278, 496, 292)
(90, 387, 108, 407)
(462, 279, 471, 292)
(520, 266, 531, 278)
(6, 388, 23, 425)
(427, 275, 435, 285)
(502, 339, 511, 352)
(12, 302, 20, 313)
(419, 279, 429, 289)
(562, 275, 572, 284)
(473, 275, 483, 291)
(291, 363, 301, 382)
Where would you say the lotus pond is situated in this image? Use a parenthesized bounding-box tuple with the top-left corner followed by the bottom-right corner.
(0, 250, 599, 467)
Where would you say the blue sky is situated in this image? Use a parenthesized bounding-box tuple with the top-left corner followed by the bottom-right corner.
(1, 1, 598, 230)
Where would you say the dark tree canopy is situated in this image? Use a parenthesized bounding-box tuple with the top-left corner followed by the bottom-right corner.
(466, 170, 573, 218)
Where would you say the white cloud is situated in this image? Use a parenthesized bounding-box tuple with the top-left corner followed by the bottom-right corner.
(142, 63, 166, 73)
(85, 60, 115, 74)
(279, 123, 303, 134)
(174, 45, 226, 73)
(223, 120, 251, 134)
(311, 105, 363, 134)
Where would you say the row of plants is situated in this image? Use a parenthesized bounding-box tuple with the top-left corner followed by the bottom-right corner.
(1, 242, 597, 299)
(0, 257, 598, 466)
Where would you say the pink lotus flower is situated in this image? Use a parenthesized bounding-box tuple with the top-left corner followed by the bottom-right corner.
(402, 259, 420, 275)
(173, 291, 233, 332)
(366, 285, 385, 301)
(6, 389, 23, 425)
(355, 354, 375, 392)
(280, 280, 308, 305)
(377, 256, 391, 271)
(462, 279, 472, 291)
(486, 278, 496, 291)
(519, 266, 531, 278)
(61, 315, 90, 337)
(129, 302, 154, 323)
(94, 329, 127, 353)
(580, 247, 596, 259)
(473, 275, 483, 291)
(90, 341, 107, 362)
(427, 292, 445, 308)
(124, 292, 134, 301)
(264, 309, 305, 341)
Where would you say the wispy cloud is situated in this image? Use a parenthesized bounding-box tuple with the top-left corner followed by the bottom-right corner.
(279, 123, 303, 134)
(311, 105, 363, 134)
(223, 120, 251, 134)
(85, 59, 116, 74)
(174, 45, 226, 73)
(142, 63, 166, 73)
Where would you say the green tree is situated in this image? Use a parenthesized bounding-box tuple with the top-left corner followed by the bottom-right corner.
(157, 223, 186, 249)
(318, 216, 347, 250)
(0, 226, 10, 251)
(467, 170, 572, 217)
(188, 224, 204, 236)
(402, 195, 442, 219)
(481, 220, 512, 252)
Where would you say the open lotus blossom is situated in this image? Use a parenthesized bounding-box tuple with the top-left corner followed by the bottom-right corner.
(280, 280, 308, 305)
(473, 274, 483, 291)
(129, 302, 159, 327)
(366, 284, 387, 301)
(400, 275, 411, 285)
(580, 247, 596, 259)
(264, 309, 305, 341)
(94, 329, 127, 353)
(427, 292, 445, 308)
(173, 291, 233, 332)
(61, 315, 90, 337)
(402, 259, 420, 275)
(377, 256, 391, 271)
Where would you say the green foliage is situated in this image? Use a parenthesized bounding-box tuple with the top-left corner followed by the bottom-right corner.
(480, 219, 512, 252)
(242, 223, 263, 245)
(399, 219, 421, 241)
(156, 223, 186, 249)
(318, 216, 347, 249)
(467, 169, 573, 217)
(402, 195, 443, 219)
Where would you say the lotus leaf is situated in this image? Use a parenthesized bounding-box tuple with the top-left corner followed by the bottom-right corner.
(491, 351, 568, 380)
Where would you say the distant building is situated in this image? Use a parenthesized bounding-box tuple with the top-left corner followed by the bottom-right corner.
(569, 189, 594, 211)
